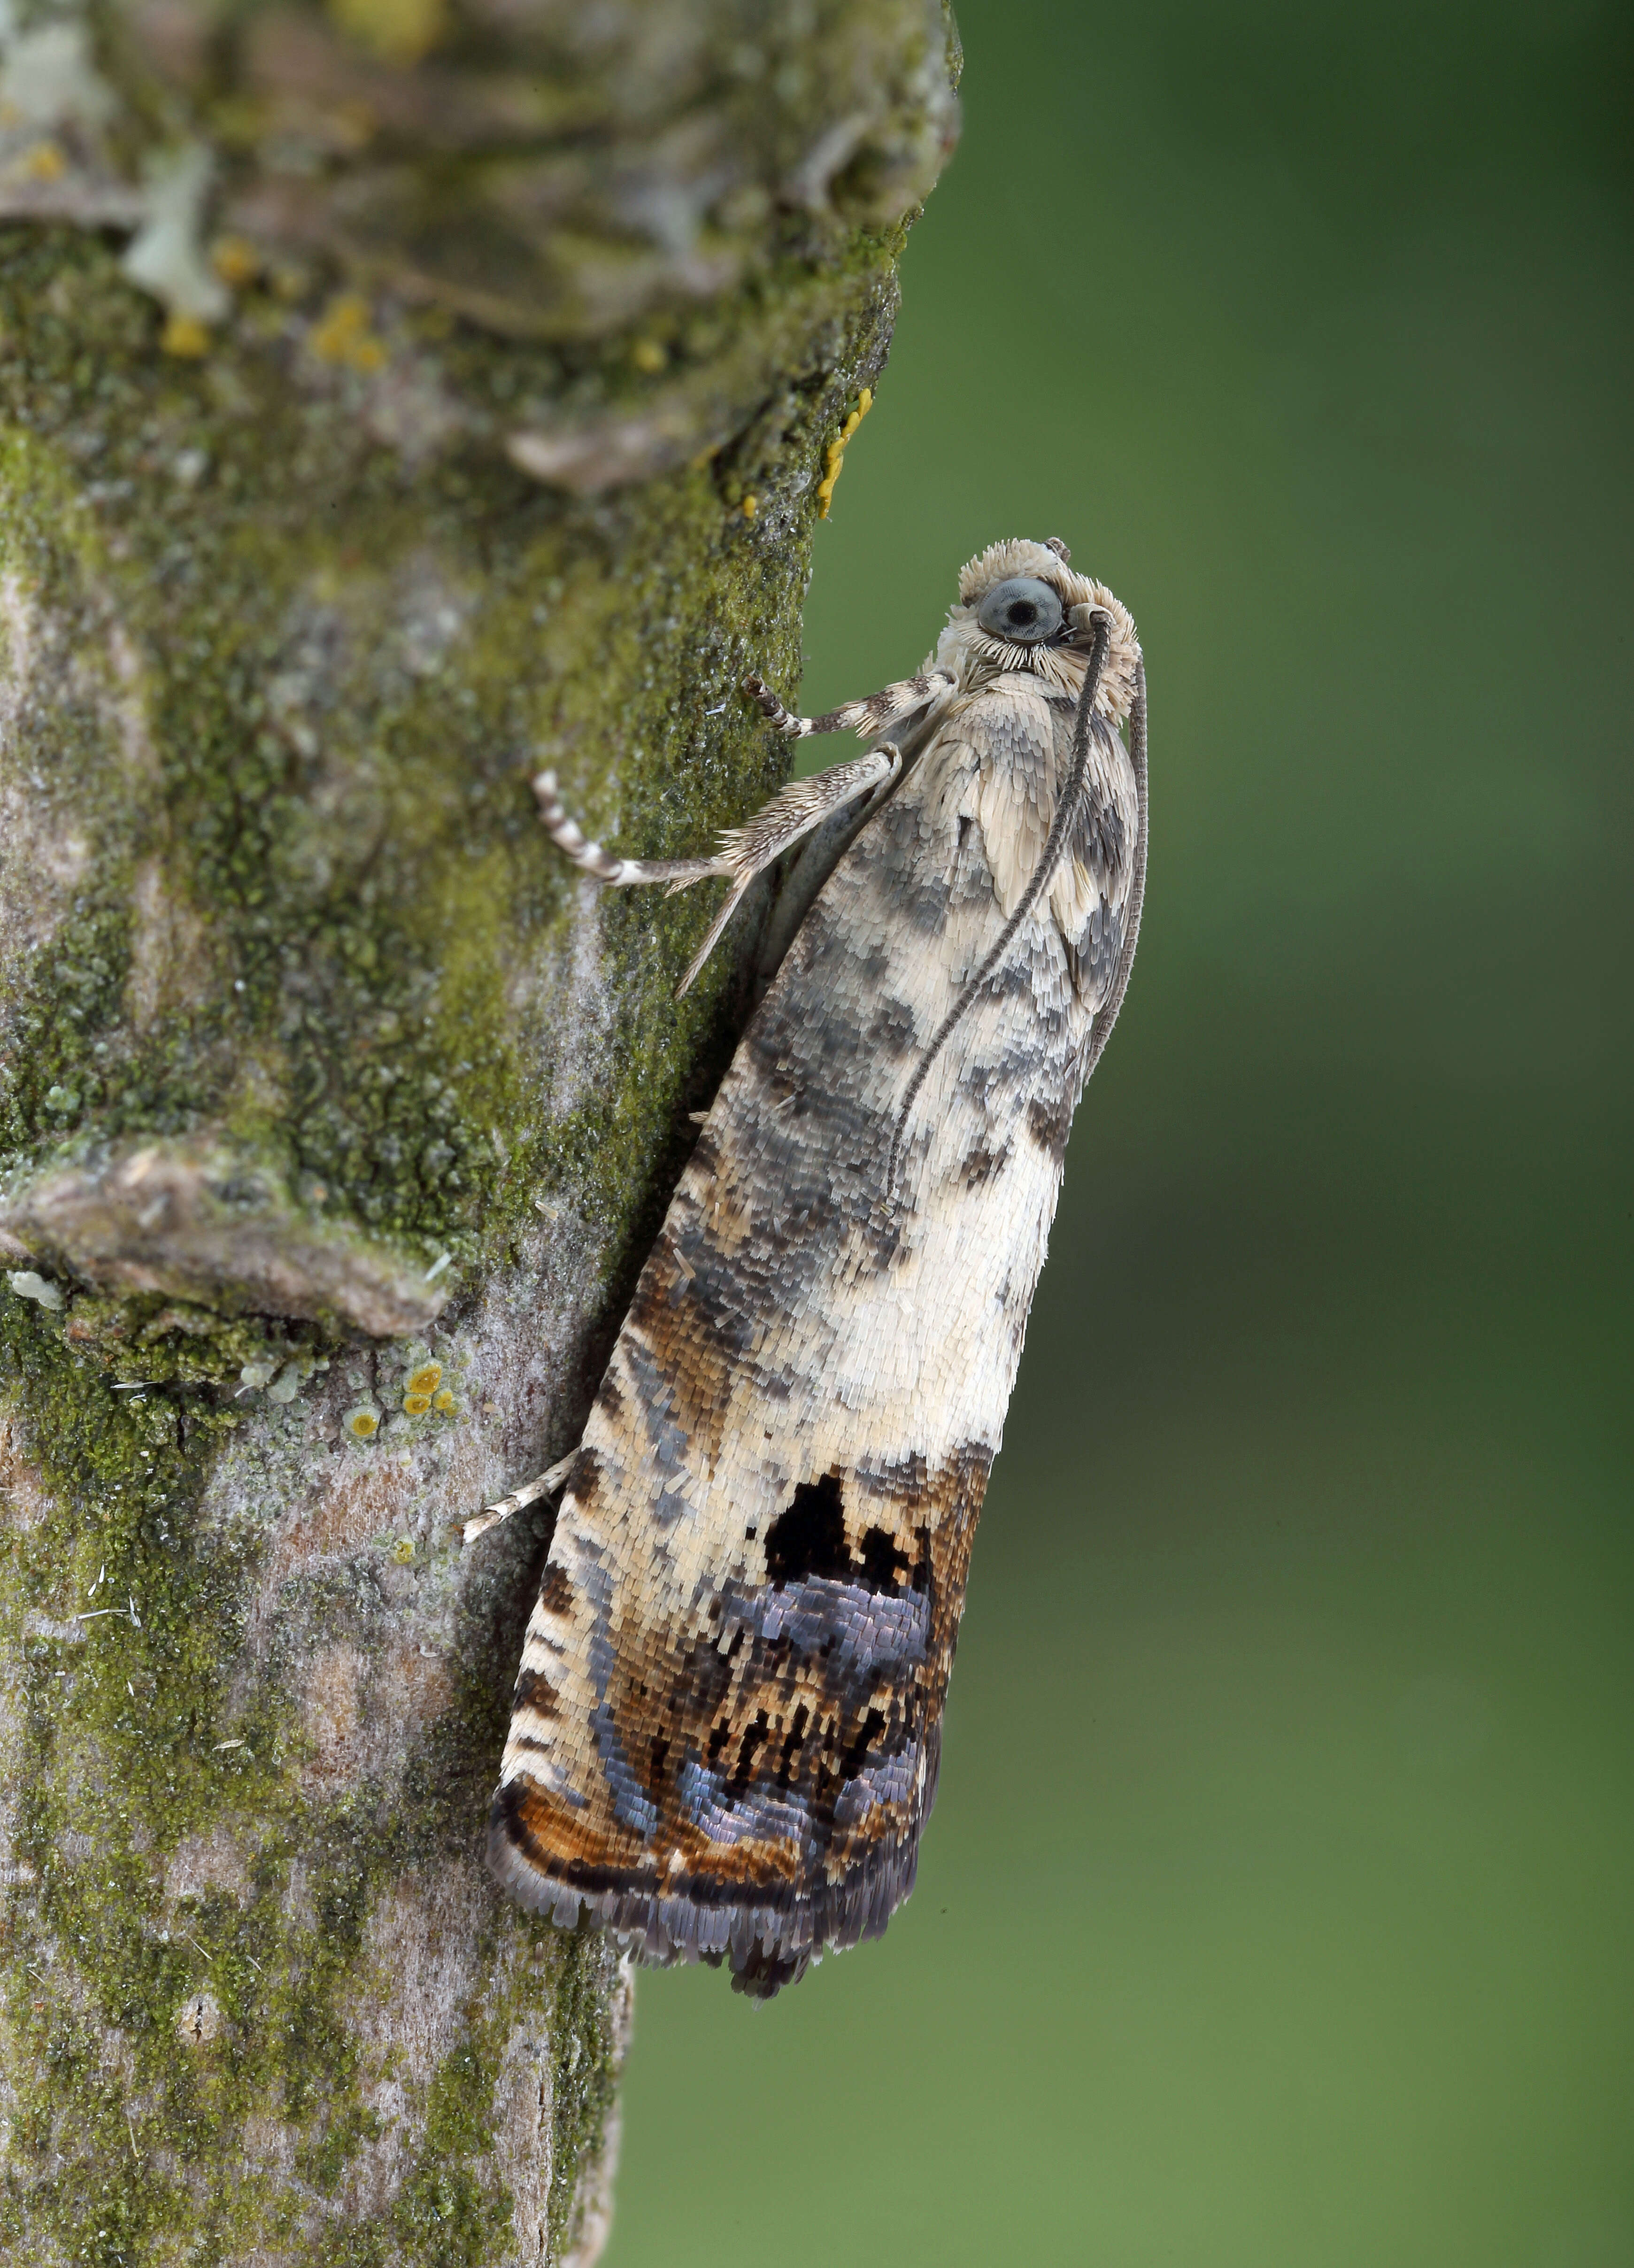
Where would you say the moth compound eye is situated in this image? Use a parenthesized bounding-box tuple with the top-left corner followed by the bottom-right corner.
(975, 577, 1064, 644)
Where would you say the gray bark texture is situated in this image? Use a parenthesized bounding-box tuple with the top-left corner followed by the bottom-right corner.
(0, 2, 959, 2258)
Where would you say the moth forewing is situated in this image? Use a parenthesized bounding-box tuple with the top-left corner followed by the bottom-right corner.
(486, 540, 1147, 1995)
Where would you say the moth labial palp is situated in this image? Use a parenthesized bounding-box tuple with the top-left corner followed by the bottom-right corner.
(481, 539, 1148, 1996)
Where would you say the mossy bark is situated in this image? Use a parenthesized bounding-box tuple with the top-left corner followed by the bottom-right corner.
(0, 3, 959, 2258)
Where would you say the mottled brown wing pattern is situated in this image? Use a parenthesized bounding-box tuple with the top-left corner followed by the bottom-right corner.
(489, 542, 1145, 1993)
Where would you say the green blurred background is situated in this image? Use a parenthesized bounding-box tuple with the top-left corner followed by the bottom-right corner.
(605, 1, 1633, 2260)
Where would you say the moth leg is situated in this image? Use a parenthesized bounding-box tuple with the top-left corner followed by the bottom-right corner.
(742, 668, 955, 741)
(531, 771, 725, 891)
(671, 743, 902, 994)
(532, 744, 902, 998)
(462, 1450, 578, 1546)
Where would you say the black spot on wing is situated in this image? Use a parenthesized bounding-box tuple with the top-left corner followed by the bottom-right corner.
(858, 1526, 913, 1591)
(842, 1707, 886, 1778)
(764, 1473, 848, 1587)
(764, 1476, 923, 1599)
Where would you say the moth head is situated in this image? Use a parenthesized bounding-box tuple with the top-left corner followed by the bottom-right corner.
(942, 538, 1141, 723)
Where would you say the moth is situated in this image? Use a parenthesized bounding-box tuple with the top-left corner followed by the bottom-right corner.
(477, 539, 1148, 1995)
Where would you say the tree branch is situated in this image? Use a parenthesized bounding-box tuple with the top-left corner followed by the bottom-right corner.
(0, 1, 958, 2256)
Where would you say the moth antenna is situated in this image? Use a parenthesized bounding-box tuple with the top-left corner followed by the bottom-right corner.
(886, 609, 1114, 1191)
(671, 743, 902, 996)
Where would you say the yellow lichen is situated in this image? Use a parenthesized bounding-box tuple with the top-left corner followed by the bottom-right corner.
(402, 1392, 432, 1416)
(308, 293, 389, 375)
(815, 386, 873, 517)
(343, 1405, 380, 1440)
(389, 1536, 416, 1565)
(160, 312, 211, 359)
(630, 337, 668, 374)
(405, 1362, 443, 1398)
(327, 0, 447, 65)
(432, 1388, 456, 1412)
(210, 237, 262, 288)
(741, 494, 758, 519)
